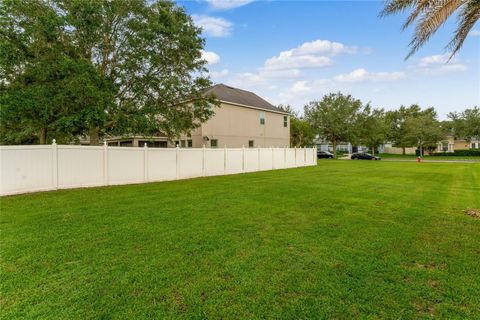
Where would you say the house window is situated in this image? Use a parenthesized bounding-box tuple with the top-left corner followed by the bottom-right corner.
(181, 140, 186, 148)
(120, 141, 133, 147)
(284, 115, 288, 127)
(188, 140, 193, 148)
(210, 139, 218, 148)
(442, 142, 448, 152)
(260, 112, 265, 125)
(248, 140, 254, 148)
(139, 141, 168, 148)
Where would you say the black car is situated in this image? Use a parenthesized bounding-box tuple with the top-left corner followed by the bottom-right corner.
(351, 153, 381, 160)
(317, 151, 334, 159)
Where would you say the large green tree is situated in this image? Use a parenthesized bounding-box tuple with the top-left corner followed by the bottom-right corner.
(1, 0, 217, 145)
(385, 105, 422, 154)
(448, 106, 480, 141)
(304, 92, 363, 158)
(403, 107, 444, 155)
(356, 107, 388, 155)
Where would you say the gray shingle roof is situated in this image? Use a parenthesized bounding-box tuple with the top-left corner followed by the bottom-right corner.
(205, 84, 286, 114)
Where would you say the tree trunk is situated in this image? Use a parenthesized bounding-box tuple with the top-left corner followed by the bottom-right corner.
(39, 128, 47, 144)
(89, 127, 100, 145)
(332, 140, 337, 158)
(402, 147, 406, 155)
(371, 145, 375, 155)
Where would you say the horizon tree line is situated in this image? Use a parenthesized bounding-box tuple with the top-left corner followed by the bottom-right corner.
(282, 94, 479, 158)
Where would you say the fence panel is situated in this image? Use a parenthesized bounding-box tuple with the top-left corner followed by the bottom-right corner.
(285, 149, 296, 168)
(147, 149, 177, 182)
(0, 144, 316, 196)
(306, 148, 315, 165)
(1, 146, 54, 194)
(295, 148, 305, 166)
(259, 148, 273, 171)
(58, 146, 104, 188)
(272, 148, 286, 169)
(225, 149, 243, 174)
(244, 148, 259, 172)
(108, 148, 145, 185)
(178, 149, 203, 179)
(205, 149, 225, 176)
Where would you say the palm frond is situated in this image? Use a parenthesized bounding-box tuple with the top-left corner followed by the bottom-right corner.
(379, 0, 418, 17)
(447, 0, 480, 58)
(402, 0, 435, 29)
(382, 0, 479, 58)
(406, 0, 465, 59)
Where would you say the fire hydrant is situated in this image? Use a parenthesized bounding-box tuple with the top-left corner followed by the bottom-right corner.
(417, 157, 421, 163)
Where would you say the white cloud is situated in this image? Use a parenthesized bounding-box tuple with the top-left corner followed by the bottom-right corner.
(265, 54, 332, 71)
(414, 54, 467, 75)
(288, 39, 357, 56)
(204, 0, 255, 10)
(263, 39, 355, 71)
(201, 50, 220, 65)
(418, 54, 450, 67)
(334, 68, 406, 82)
(470, 29, 480, 36)
(192, 15, 232, 37)
(291, 81, 311, 94)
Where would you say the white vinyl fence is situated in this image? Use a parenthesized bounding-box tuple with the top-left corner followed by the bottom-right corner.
(0, 142, 317, 196)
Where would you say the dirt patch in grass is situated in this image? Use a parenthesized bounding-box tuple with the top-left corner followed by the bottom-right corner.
(465, 209, 480, 218)
(414, 301, 436, 317)
(427, 279, 438, 288)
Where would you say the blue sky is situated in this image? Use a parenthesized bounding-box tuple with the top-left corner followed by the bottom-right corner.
(178, 0, 480, 118)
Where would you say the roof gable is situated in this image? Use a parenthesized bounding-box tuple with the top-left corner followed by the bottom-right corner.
(205, 84, 286, 114)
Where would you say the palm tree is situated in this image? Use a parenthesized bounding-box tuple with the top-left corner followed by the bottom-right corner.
(380, 0, 480, 59)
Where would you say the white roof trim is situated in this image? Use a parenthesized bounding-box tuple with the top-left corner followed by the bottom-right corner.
(218, 100, 290, 115)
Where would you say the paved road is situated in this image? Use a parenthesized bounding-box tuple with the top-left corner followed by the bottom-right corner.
(381, 159, 480, 163)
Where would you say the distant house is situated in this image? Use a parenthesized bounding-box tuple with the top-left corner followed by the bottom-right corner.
(436, 135, 480, 152)
(314, 137, 369, 154)
(106, 84, 290, 148)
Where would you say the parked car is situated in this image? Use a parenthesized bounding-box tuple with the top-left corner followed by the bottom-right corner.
(317, 151, 334, 159)
(351, 153, 381, 160)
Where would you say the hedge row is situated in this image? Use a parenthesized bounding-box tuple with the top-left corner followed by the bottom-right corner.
(432, 150, 480, 157)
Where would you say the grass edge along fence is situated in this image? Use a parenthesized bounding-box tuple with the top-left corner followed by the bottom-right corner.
(0, 141, 317, 196)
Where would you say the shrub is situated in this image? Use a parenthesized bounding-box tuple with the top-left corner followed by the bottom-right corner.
(432, 150, 480, 156)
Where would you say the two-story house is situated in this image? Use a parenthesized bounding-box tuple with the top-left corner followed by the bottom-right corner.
(106, 84, 290, 148)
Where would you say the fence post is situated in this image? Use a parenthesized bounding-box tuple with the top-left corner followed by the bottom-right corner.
(294, 146, 297, 167)
(176, 144, 180, 179)
(144, 142, 148, 182)
(52, 139, 58, 190)
(314, 146, 317, 165)
(284, 146, 287, 168)
(103, 141, 109, 186)
(224, 145, 227, 174)
(304, 147, 307, 166)
(271, 146, 274, 170)
(202, 144, 206, 176)
(242, 145, 245, 173)
(258, 146, 261, 171)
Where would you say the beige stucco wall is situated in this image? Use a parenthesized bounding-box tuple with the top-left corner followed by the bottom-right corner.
(383, 147, 417, 155)
(180, 102, 290, 148)
(453, 140, 470, 150)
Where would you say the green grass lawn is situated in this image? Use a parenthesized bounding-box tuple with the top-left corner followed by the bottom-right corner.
(379, 153, 480, 161)
(1, 161, 479, 319)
